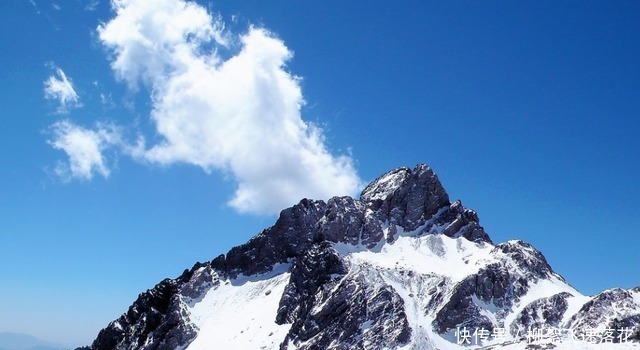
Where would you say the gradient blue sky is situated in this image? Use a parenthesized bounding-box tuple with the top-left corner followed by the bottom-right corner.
(1, 0, 639, 347)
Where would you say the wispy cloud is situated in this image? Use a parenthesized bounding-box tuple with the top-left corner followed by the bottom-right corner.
(47, 120, 122, 181)
(99, 93, 115, 108)
(48, 0, 362, 215)
(44, 67, 81, 114)
(85, 0, 99, 11)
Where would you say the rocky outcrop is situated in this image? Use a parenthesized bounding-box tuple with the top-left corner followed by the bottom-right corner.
(568, 288, 640, 342)
(92, 274, 196, 350)
(360, 164, 451, 232)
(213, 198, 327, 278)
(276, 242, 348, 325)
(280, 267, 411, 349)
(434, 263, 527, 334)
(510, 292, 572, 336)
(434, 241, 554, 335)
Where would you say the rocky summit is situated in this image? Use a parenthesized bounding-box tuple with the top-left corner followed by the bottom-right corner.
(88, 164, 640, 349)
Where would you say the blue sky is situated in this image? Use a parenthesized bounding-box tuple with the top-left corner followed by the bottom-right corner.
(1, 0, 639, 347)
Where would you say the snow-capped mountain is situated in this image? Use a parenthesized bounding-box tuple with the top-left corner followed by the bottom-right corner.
(89, 164, 640, 349)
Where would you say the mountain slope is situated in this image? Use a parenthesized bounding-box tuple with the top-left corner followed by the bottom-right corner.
(89, 164, 640, 349)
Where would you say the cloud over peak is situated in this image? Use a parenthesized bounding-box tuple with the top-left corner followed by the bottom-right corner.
(49, 0, 362, 215)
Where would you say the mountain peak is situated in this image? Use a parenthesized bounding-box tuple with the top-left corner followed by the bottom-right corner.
(360, 166, 412, 202)
(360, 164, 451, 232)
(88, 164, 640, 349)
(360, 164, 448, 205)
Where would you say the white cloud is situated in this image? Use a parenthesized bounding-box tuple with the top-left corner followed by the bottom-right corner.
(85, 0, 99, 11)
(94, 0, 362, 215)
(48, 120, 121, 181)
(99, 92, 115, 108)
(44, 67, 81, 113)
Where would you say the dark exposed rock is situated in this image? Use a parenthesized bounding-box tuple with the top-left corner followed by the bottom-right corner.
(181, 264, 219, 302)
(569, 288, 640, 342)
(510, 292, 571, 336)
(613, 314, 640, 342)
(215, 198, 327, 277)
(427, 200, 492, 243)
(276, 242, 348, 324)
(443, 201, 491, 243)
(92, 273, 197, 350)
(361, 164, 451, 232)
(281, 269, 411, 349)
(314, 196, 366, 246)
(434, 241, 555, 334)
(493, 240, 552, 279)
(434, 263, 529, 333)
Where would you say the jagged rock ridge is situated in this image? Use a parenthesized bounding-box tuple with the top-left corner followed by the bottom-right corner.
(90, 164, 640, 350)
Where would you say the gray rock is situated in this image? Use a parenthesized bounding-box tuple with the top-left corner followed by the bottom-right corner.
(281, 269, 411, 349)
(510, 292, 571, 336)
(276, 242, 348, 325)
(569, 288, 640, 342)
(361, 164, 451, 232)
(91, 273, 197, 350)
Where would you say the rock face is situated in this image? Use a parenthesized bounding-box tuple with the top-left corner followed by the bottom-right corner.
(92, 274, 197, 350)
(568, 288, 640, 342)
(88, 164, 640, 350)
(509, 292, 572, 336)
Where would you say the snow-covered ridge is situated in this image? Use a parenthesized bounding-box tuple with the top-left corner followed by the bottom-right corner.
(88, 164, 640, 350)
